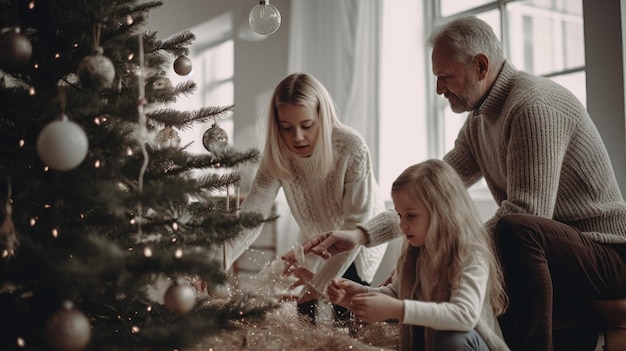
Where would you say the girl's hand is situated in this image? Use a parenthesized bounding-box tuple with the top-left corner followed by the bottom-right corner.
(326, 278, 367, 308)
(350, 293, 403, 322)
(281, 266, 322, 304)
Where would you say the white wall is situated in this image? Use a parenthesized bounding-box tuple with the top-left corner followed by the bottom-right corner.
(583, 0, 626, 198)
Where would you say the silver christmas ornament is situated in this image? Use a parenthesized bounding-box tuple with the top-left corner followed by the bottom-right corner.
(173, 56, 192, 76)
(154, 127, 181, 149)
(77, 46, 115, 91)
(202, 123, 228, 153)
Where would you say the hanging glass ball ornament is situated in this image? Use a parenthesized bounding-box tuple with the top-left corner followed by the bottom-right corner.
(249, 0, 281, 35)
(77, 46, 115, 91)
(164, 278, 196, 314)
(202, 122, 228, 153)
(0, 27, 32, 71)
(173, 55, 192, 76)
(146, 74, 172, 96)
(37, 115, 89, 171)
(148, 75, 170, 90)
(44, 301, 91, 351)
(153, 126, 181, 149)
(207, 282, 230, 299)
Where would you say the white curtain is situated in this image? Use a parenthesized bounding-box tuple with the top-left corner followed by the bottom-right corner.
(287, 0, 382, 172)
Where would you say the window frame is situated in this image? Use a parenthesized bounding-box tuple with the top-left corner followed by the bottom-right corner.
(424, 0, 586, 195)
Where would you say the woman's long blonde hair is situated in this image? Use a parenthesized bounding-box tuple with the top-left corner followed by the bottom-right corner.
(262, 73, 341, 180)
(393, 159, 507, 316)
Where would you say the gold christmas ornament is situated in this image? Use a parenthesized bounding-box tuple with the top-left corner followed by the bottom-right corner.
(0, 27, 32, 71)
(164, 279, 196, 314)
(44, 301, 92, 351)
(173, 56, 192, 76)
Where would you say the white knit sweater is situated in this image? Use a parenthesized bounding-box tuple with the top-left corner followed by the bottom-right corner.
(227, 126, 387, 292)
(373, 253, 509, 351)
(361, 61, 626, 247)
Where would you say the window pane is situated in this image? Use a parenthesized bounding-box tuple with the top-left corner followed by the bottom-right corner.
(173, 39, 235, 155)
(506, 0, 584, 76)
(440, 0, 493, 17)
(203, 40, 234, 83)
(475, 10, 501, 40)
(550, 71, 587, 107)
(441, 101, 465, 153)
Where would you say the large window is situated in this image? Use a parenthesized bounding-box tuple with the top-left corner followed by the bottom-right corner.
(170, 12, 235, 156)
(430, 0, 585, 156)
(378, 0, 584, 207)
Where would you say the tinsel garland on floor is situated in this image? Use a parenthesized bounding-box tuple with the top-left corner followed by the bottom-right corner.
(149, 255, 400, 350)
(193, 302, 399, 351)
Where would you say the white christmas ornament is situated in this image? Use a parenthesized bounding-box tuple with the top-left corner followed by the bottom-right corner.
(269, 258, 288, 275)
(37, 115, 88, 171)
(207, 282, 230, 299)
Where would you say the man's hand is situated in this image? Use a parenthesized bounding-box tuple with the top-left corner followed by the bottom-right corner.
(281, 228, 368, 263)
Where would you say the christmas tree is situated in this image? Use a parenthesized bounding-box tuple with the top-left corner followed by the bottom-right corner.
(0, 1, 277, 350)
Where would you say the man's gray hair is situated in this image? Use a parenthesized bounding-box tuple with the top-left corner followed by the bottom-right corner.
(428, 16, 505, 68)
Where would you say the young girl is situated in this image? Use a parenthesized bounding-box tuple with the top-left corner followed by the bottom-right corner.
(226, 73, 387, 321)
(326, 159, 509, 351)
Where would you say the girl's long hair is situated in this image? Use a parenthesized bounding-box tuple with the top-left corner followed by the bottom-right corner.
(262, 73, 341, 180)
(393, 159, 507, 316)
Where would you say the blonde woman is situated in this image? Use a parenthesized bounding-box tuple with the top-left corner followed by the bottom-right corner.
(226, 73, 387, 322)
(326, 160, 509, 351)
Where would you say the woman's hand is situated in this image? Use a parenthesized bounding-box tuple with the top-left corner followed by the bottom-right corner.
(281, 229, 367, 262)
(296, 287, 319, 304)
(288, 266, 314, 289)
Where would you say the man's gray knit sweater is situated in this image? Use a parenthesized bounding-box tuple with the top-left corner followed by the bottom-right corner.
(363, 61, 626, 247)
